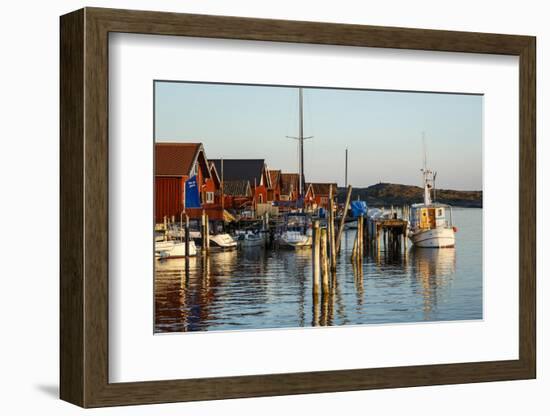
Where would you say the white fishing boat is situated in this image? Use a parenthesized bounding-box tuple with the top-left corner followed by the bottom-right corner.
(408, 141, 456, 248)
(236, 231, 265, 248)
(155, 239, 197, 259)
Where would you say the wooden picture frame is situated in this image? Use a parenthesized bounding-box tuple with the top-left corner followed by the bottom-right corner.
(60, 7, 536, 408)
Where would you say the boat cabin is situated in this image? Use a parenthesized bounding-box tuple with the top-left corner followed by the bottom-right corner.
(410, 204, 453, 231)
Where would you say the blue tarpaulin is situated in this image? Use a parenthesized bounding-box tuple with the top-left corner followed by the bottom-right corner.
(350, 201, 367, 218)
(185, 175, 201, 208)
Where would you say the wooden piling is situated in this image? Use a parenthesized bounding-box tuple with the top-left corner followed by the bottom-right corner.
(357, 215, 365, 260)
(351, 227, 358, 260)
(312, 220, 321, 297)
(205, 214, 210, 251)
(320, 228, 330, 294)
(335, 185, 353, 255)
(184, 214, 190, 270)
(328, 186, 337, 271)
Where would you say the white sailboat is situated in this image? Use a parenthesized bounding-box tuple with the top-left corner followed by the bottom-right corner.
(278, 87, 313, 249)
(408, 138, 456, 248)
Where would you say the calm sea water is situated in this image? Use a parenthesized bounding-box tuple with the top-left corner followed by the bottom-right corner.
(154, 208, 482, 333)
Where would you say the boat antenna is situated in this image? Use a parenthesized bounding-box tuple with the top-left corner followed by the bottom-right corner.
(286, 87, 313, 199)
(433, 171, 437, 202)
(422, 131, 427, 171)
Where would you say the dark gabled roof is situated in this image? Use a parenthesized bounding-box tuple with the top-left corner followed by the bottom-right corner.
(280, 173, 299, 195)
(306, 182, 338, 196)
(210, 159, 268, 187)
(223, 180, 252, 197)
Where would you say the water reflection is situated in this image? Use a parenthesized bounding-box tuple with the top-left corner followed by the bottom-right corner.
(410, 247, 456, 320)
(155, 209, 480, 333)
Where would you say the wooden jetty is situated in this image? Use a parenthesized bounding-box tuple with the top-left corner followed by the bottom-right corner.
(365, 214, 408, 254)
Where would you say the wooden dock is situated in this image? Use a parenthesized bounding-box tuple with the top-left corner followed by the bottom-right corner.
(365, 215, 408, 254)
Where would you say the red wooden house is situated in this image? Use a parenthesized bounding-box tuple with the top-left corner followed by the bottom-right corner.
(305, 183, 338, 209)
(267, 169, 282, 202)
(280, 173, 300, 201)
(155, 142, 219, 223)
(222, 180, 253, 209)
(210, 159, 271, 207)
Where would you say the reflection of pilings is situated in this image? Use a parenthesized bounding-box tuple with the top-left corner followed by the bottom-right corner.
(320, 228, 330, 295)
(312, 220, 321, 299)
(184, 214, 190, 276)
(328, 186, 337, 271)
(312, 295, 320, 326)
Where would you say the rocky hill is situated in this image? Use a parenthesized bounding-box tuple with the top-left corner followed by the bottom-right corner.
(337, 182, 482, 208)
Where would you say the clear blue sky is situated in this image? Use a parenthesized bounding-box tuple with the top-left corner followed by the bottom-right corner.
(155, 81, 482, 190)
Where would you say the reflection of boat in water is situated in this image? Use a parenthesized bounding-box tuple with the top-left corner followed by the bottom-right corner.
(411, 247, 456, 279)
(410, 246, 456, 318)
(409, 140, 456, 248)
(235, 231, 265, 248)
(277, 213, 312, 249)
(155, 239, 197, 259)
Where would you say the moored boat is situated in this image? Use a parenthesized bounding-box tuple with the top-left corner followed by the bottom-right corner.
(408, 142, 456, 248)
(189, 231, 237, 250)
(236, 231, 265, 248)
(277, 212, 312, 249)
(155, 239, 197, 259)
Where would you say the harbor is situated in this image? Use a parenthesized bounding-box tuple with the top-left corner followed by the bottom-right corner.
(154, 82, 483, 332)
(155, 208, 481, 332)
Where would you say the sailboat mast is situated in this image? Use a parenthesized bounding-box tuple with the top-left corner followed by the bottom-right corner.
(345, 147, 348, 188)
(298, 87, 305, 198)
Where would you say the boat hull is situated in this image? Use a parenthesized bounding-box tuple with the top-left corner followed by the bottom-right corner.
(209, 233, 238, 250)
(155, 240, 197, 259)
(278, 234, 312, 249)
(409, 227, 455, 248)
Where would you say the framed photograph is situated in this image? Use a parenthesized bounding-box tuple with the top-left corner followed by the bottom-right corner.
(60, 7, 536, 408)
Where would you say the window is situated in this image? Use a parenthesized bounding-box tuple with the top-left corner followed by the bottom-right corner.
(258, 194, 263, 203)
(206, 192, 214, 203)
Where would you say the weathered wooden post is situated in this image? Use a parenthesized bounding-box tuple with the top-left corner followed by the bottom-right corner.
(376, 225, 381, 256)
(335, 185, 353, 255)
(200, 211, 207, 254)
(328, 186, 337, 271)
(320, 228, 330, 295)
(359, 216, 364, 260)
(185, 214, 190, 270)
(351, 227, 358, 260)
(312, 220, 321, 298)
(205, 214, 210, 251)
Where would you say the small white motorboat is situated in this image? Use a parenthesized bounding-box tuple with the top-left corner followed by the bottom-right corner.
(236, 231, 265, 248)
(155, 240, 197, 259)
(278, 230, 312, 249)
(190, 231, 237, 250)
(210, 233, 238, 250)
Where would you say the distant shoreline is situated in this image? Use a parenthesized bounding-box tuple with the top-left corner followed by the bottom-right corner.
(337, 182, 482, 208)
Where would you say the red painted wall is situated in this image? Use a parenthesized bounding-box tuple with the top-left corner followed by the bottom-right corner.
(155, 176, 185, 223)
